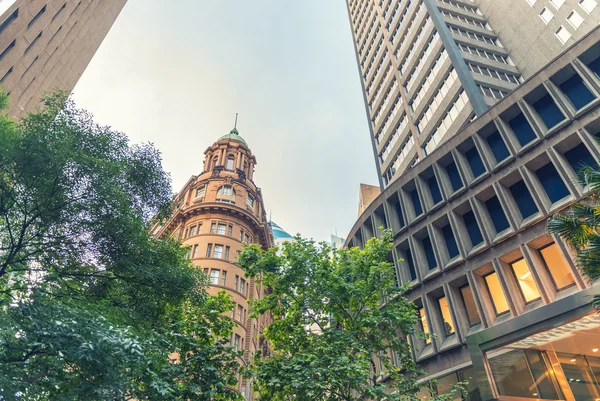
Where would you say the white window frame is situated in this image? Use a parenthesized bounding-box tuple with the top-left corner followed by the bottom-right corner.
(195, 186, 205, 198)
(209, 269, 220, 285)
(550, 0, 565, 9)
(217, 223, 227, 235)
(555, 25, 572, 44)
(539, 7, 554, 24)
(579, 0, 597, 13)
(213, 245, 224, 259)
(526, 0, 536, 6)
(567, 10, 584, 29)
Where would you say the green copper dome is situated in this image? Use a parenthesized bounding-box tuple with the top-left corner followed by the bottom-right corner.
(218, 128, 248, 146)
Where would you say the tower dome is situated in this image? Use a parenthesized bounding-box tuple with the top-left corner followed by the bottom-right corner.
(218, 127, 248, 146)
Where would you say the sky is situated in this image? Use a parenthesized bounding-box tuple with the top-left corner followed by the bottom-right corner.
(72, 0, 379, 242)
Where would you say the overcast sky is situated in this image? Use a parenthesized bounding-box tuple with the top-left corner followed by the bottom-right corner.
(72, 0, 378, 242)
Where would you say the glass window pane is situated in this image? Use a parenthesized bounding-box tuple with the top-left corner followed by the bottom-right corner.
(438, 296, 455, 335)
(539, 243, 575, 289)
(419, 307, 431, 344)
(210, 269, 220, 285)
(484, 272, 509, 315)
(510, 259, 541, 302)
(460, 285, 481, 326)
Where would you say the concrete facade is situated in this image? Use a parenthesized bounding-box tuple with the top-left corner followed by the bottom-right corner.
(476, 0, 600, 78)
(153, 130, 273, 399)
(346, 27, 600, 401)
(0, 0, 127, 119)
(346, 0, 524, 187)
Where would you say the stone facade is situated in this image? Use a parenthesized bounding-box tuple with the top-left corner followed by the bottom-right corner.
(154, 129, 272, 399)
(0, 0, 127, 119)
(346, 27, 600, 401)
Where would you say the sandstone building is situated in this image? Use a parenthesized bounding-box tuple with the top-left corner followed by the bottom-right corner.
(153, 128, 273, 399)
(0, 0, 127, 118)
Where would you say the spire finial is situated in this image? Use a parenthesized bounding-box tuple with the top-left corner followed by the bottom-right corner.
(234, 113, 238, 129)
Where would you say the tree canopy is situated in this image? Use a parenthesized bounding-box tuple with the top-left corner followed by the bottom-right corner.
(238, 230, 461, 401)
(0, 92, 242, 400)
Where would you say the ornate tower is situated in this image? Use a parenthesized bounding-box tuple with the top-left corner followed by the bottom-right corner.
(154, 126, 272, 398)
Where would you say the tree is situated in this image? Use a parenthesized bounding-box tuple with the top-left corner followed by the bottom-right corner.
(237, 230, 461, 401)
(547, 165, 600, 310)
(0, 92, 242, 400)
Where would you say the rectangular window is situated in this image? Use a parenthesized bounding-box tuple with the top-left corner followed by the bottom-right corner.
(419, 307, 431, 344)
(564, 143, 596, 173)
(189, 225, 196, 237)
(213, 245, 224, 259)
(428, 176, 442, 204)
(237, 305, 243, 321)
(228, 225, 233, 236)
(192, 244, 198, 259)
(509, 180, 538, 219)
(240, 278, 246, 295)
(226, 158, 235, 171)
(484, 271, 510, 315)
(52, 3, 67, 22)
(438, 296, 455, 336)
(422, 235, 437, 270)
(559, 74, 595, 110)
(442, 223, 459, 259)
(0, 40, 15, 62)
(508, 113, 537, 147)
(410, 189, 423, 216)
(465, 147, 486, 178)
(239, 229, 244, 241)
(533, 94, 565, 129)
(446, 161, 463, 192)
(510, 258, 541, 303)
(210, 223, 216, 234)
(579, 0, 598, 13)
(550, 0, 565, 8)
(0, 9, 19, 36)
(535, 163, 570, 203)
(235, 275, 239, 292)
(247, 196, 254, 208)
(209, 269, 220, 285)
(405, 248, 417, 281)
(396, 201, 405, 228)
(233, 334, 240, 351)
(539, 7, 554, 24)
(217, 223, 227, 235)
(485, 196, 510, 233)
(555, 25, 572, 45)
(567, 10, 584, 28)
(539, 243, 575, 289)
(463, 210, 483, 247)
(224, 246, 230, 261)
(460, 285, 481, 326)
(486, 131, 510, 163)
(28, 5, 46, 29)
(221, 270, 227, 286)
(206, 244, 213, 257)
(195, 186, 205, 197)
(244, 234, 250, 245)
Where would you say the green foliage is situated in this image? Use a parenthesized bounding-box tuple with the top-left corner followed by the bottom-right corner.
(547, 165, 600, 310)
(238, 230, 461, 401)
(0, 92, 241, 400)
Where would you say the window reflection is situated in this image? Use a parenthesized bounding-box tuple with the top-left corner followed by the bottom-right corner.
(483, 272, 509, 315)
(510, 258, 541, 303)
(419, 307, 431, 344)
(438, 296, 455, 336)
(539, 243, 575, 290)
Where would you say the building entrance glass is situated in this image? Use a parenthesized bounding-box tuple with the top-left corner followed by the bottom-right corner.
(485, 313, 600, 401)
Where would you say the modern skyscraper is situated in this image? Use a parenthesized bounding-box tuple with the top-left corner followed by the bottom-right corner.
(0, 0, 127, 118)
(152, 128, 273, 399)
(345, 25, 600, 401)
(346, 0, 600, 189)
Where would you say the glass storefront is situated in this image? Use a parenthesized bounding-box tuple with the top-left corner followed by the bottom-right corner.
(486, 313, 600, 401)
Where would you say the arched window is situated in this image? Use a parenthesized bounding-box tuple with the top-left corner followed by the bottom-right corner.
(226, 156, 235, 171)
(217, 185, 235, 197)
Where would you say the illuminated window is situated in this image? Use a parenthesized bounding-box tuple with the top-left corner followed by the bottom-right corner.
(539, 243, 575, 290)
(484, 272, 510, 315)
(510, 258, 541, 303)
(209, 269, 220, 285)
(438, 296, 455, 336)
(460, 285, 481, 326)
(419, 307, 431, 344)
